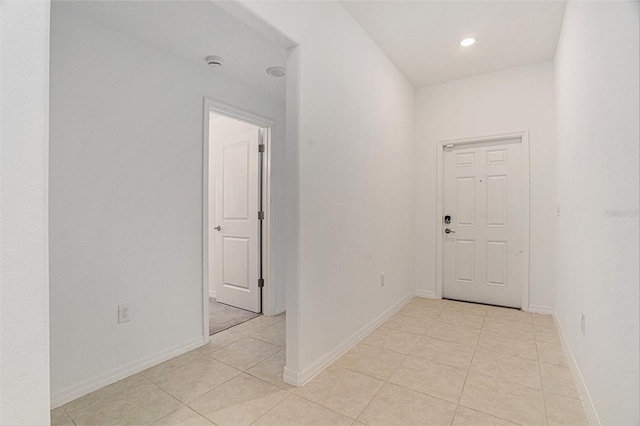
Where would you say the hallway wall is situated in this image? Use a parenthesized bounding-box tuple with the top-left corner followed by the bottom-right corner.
(554, 2, 639, 424)
(0, 1, 51, 424)
(414, 61, 558, 311)
(237, 1, 417, 378)
(49, 4, 286, 405)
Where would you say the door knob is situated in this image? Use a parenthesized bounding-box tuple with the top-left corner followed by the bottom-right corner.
(214, 226, 221, 231)
(445, 228, 455, 234)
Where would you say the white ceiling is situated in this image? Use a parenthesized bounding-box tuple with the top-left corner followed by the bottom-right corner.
(56, 1, 288, 100)
(341, 1, 567, 87)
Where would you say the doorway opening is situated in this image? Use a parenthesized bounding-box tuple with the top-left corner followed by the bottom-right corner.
(203, 99, 273, 336)
(436, 132, 531, 310)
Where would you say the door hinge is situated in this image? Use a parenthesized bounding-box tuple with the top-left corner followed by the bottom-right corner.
(258, 144, 265, 153)
(258, 278, 265, 288)
(258, 211, 265, 220)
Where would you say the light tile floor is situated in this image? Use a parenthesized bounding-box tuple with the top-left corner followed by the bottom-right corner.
(51, 298, 589, 425)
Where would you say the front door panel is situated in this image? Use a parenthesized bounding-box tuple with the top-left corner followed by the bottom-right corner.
(443, 139, 523, 308)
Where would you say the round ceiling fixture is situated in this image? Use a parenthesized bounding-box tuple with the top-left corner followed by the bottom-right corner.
(205, 55, 224, 69)
(266, 66, 286, 78)
(460, 38, 476, 47)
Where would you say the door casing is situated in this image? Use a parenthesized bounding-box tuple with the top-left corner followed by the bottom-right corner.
(435, 131, 531, 310)
(202, 97, 275, 343)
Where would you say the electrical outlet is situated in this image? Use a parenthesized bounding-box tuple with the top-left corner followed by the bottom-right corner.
(118, 304, 131, 323)
(581, 312, 586, 335)
(380, 272, 385, 287)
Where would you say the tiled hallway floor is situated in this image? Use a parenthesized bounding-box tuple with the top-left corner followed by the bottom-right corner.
(51, 298, 589, 425)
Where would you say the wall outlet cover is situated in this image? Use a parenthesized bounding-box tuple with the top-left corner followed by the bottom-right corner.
(118, 304, 131, 323)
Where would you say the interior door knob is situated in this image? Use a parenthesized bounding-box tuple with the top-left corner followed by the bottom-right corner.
(445, 228, 455, 234)
(214, 226, 221, 231)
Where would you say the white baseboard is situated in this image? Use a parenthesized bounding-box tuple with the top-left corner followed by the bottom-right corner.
(553, 311, 601, 426)
(528, 304, 553, 314)
(415, 289, 438, 299)
(282, 291, 414, 387)
(209, 290, 216, 299)
(283, 366, 299, 386)
(51, 337, 205, 408)
(274, 304, 286, 315)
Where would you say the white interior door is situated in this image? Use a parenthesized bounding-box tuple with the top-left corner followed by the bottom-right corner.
(213, 127, 261, 313)
(443, 139, 524, 308)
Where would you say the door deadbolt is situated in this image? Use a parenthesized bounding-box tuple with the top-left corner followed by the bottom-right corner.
(444, 215, 451, 224)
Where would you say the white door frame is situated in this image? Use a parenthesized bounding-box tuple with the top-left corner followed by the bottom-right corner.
(435, 131, 531, 311)
(202, 97, 275, 342)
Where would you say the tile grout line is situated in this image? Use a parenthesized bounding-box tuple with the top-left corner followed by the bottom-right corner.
(535, 334, 552, 425)
(448, 405, 460, 426)
(148, 357, 243, 415)
(446, 303, 541, 426)
(357, 302, 557, 426)
(243, 349, 291, 389)
(150, 403, 189, 426)
(60, 405, 77, 426)
(299, 306, 447, 423)
(419, 302, 478, 424)
(59, 314, 285, 426)
(367, 305, 465, 424)
(454, 314, 483, 421)
(333, 361, 464, 413)
(456, 377, 533, 426)
(187, 392, 223, 425)
(142, 381, 186, 426)
(62, 375, 174, 425)
(349, 373, 387, 424)
(183, 365, 292, 424)
(203, 315, 285, 351)
(469, 330, 545, 391)
(201, 337, 282, 371)
(285, 391, 361, 423)
(247, 392, 294, 426)
(57, 301, 564, 426)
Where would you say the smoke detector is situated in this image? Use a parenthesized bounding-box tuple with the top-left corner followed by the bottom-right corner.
(205, 55, 224, 69)
(266, 66, 286, 78)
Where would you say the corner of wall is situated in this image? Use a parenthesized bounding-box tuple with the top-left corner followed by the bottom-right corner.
(51, 337, 204, 409)
(415, 289, 438, 299)
(552, 311, 601, 426)
(282, 291, 415, 387)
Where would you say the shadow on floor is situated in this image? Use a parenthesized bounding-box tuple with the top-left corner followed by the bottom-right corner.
(209, 297, 260, 335)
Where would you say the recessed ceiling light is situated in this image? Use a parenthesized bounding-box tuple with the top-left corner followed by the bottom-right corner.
(460, 38, 476, 47)
(266, 66, 286, 78)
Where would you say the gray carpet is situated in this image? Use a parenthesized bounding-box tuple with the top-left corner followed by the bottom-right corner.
(209, 298, 260, 335)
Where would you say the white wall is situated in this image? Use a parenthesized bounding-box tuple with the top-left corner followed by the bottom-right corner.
(238, 1, 416, 377)
(554, 2, 639, 424)
(0, 1, 51, 423)
(49, 4, 285, 405)
(415, 62, 557, 311)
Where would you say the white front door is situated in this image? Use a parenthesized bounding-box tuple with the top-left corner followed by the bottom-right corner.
(443, 139, 524, 308)
(213, 128, 261, 313)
